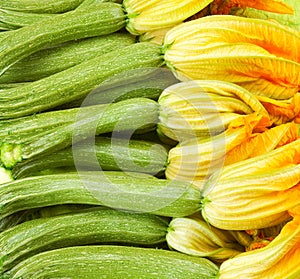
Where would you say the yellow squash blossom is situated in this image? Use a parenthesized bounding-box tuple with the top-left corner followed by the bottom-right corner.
(218, 206, 300, 279)
(201, 139, 300, 230)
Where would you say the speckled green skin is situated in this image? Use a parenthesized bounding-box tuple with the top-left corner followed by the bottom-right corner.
(3, 246, 219, 279)
(0, 2, 126, 76)
(0, 0, 84, 13)
(0, 33, 136, 83)
(0, 43, 163, 119)
(12, 137, 168, 178)
(0, 207, 169, 272)
(0, 171, 201, 220)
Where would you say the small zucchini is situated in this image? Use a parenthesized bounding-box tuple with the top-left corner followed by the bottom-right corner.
(0, 43, 163, 119)
(3, 245, 219, 279)
(0, 171, 202, 220)
(0, 2, 126, 75)
(0, 97, 159, 168)
(0, 32, 136, 83)
(0, 0, 84, 13)
(0, 207, 169, 272)
(12, 137, 168, 179)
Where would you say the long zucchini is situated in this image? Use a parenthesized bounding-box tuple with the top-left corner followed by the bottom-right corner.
(0, 2, 126, 75)
(12, 137, 168, 179)
(0, 97, 159, 168)
(0, 33, 136, 83)
(0, 43, 163, 119)
(0, 171, 202, 219)
(0, 207, 169, 272)
(3, 246, 219, 279)
(0, 0, 84, 13)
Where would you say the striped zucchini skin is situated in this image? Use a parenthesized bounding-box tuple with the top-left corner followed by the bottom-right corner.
(0, 2, 126, 75)
(0, 171, 201, 219)
(0, 0, 84, 13)
(0, 43, 164, 119)
(0, 207, 169, 272)
(3, 246, 219, 279)
(12, 137, 168, 178)
(0, 9, 53, 30)
(0, 33, 136, 83)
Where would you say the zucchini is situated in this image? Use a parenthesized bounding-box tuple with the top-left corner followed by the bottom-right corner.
(0, 204, 92, 232)
(3, 246, 219, 279)
(0, 2, 126, 75)
(0, 207, 169, 272)
(77, 0, 122, 9)
(0, 0, 84, 13)
(0, 43, 164, 119)
(0, 33, 136, 83)
(0, 9, 53, 30)
(0, 171, 202, 219)
(0, 97, 159, 168)
(12, 137, 168, 179)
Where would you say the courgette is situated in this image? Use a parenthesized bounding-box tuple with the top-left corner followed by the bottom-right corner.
(0, 2, 126, 75)
(0, 97, 159, 168)
(0, 0, 84, 13)
(12, 137, 168, 179)
(3, 246, 219, 279)
(0, 171, 202, 219)
(0, 32, 136, 83)
(0, 43, 163, 119)
(0, 207, 169, 272)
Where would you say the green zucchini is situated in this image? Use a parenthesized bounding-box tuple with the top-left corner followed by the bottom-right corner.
(0, 97, 159, 168)
(0, 207, 169, 272)
(0, 2, 126, 75)
(0, 33, 136, 83)
(0, 43, 163, 119)
(0, 0, 84, 13)
(3, 246, 219, 279)
(77, 0, 122, 9)
(0, 204, 92, 232)
(0, 171, 202, 219)
(12, 137, 168, 179)
(0, 82, 30, 89)
(0, 9, 53, 30)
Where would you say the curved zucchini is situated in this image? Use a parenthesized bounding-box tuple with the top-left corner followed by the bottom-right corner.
(0, 33, 136, 83)
(3, 245, 219, 279)
(0, 207, 169, 272)
(0, 2, 126, 75)
(0, 171, 201, 220)
(0, 43, 163, 119)
(12, 137, 168, 178)
(0, 0, 84, 13)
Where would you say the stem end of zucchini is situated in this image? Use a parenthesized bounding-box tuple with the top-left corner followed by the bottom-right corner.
(0, 143, 22, 169)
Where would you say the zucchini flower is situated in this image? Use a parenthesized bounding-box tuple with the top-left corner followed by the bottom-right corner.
(163, 15, 300, 99)
(201, 138, 300, 230)
(256, 93, 300, 125)
(123, 0, 214, 35)
(165, 120, 297, 187)
(158, 80, 269, 141)
(166, 214, 244, 261)
(218, 206, 300, 279)
(231, 0, 300, 31)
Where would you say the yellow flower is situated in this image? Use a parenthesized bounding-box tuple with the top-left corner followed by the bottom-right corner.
(218, 206, 300, 279)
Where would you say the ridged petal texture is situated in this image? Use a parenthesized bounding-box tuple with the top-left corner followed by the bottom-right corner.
(165, 113, 273, 187)
(166, 214, 244, 261)
(158, 80, 269, 141)
(201, 139, 300, 230)
(123, 0, 214, 35)
(164, 15, 300, 99)
(219, 207, 300, 279)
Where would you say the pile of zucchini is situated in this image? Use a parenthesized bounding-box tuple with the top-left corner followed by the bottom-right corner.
(0, 0, 299, 278)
